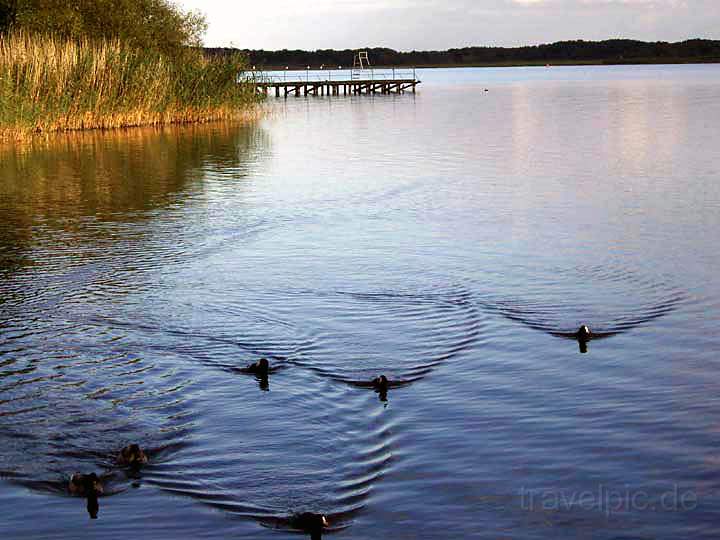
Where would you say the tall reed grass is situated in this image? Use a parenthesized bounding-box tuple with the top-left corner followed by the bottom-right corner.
(0, 32, 260, 140)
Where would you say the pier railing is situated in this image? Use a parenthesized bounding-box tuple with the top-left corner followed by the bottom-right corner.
(246, 68, 418, 84)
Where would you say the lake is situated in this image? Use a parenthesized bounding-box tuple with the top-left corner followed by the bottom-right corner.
(1, 64, 719, 539)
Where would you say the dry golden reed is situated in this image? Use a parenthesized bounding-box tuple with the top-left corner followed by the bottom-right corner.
(0, 32, 259, 140)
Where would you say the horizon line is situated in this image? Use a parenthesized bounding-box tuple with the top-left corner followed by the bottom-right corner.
(203, 36, 720, 53)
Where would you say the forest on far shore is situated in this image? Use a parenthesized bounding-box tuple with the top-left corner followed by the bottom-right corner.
(206, 39, 720, 69)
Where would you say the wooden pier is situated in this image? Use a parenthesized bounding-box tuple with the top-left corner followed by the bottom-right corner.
(256, 78, 419, 97)
(250, 68, 420, 98)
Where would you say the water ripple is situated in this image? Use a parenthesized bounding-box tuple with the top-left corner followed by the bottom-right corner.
(477, 262, 687, 342)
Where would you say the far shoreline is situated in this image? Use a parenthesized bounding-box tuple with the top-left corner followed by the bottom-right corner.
(252, 58, 720, 71)
(209, 38, 720, 72)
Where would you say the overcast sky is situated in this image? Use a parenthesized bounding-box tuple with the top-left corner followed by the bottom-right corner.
(176, 0, 720, 50)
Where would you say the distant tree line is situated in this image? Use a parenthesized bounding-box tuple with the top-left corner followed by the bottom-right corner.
(206, 39, 720, 69)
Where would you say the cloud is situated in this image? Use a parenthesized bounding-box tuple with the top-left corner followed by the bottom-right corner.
(177, 0, 720, 49)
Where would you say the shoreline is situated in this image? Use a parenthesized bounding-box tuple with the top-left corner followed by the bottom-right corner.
(0, 108, 262, 144)
(255, 58, 720, 71)
(410, 58, 720, 69)
(219, 38, 720, 71)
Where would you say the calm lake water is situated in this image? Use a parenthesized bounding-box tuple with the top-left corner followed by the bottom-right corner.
(1, 65, 719, 539)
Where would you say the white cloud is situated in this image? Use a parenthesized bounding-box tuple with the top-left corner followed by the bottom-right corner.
(176, 0, 719, 49)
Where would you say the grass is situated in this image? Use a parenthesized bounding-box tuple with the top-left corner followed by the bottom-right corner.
(0, 32, 261, 141)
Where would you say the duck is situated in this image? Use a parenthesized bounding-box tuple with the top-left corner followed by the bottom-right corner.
(245, 358, 270, 377)
(117, 444, 148, 467)
(575, 325, 592, 353)
(290, 512, 329, 540)
(372, 375, 389, 402)
(576, 325, 592, 341)
(372, 375, 389, 393)
(68, 472, 103, 498)
(69, 473, 103, 518)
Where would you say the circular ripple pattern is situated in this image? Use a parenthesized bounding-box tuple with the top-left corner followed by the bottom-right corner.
(0, 315, 195, 499)
(252, 283, 486, 386)
(477, 262, 687, 340)
(141, 373, 395, 533)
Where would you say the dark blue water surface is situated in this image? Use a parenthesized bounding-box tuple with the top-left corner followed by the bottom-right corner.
(1, 65, 719, 539)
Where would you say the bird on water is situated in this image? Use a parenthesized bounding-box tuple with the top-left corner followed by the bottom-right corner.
(575, 325, 592, 353)
(245, 358, 270, 377)
(372, 374, 389, 402)
(372, 375, 389, 393)
(69, 473, 103, 518)
(117, 444, 148, 467)
(290, 512, 329, 540)
(576, 325, 592, 341)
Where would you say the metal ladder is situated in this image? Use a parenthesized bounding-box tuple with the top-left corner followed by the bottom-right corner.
(352, 51, 370, 80)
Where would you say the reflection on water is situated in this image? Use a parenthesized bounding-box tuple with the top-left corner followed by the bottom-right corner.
(0, 124, 269, 280)
(1, 65, 720, 539)
(0, 123, 271, 512)
(0, 124, 266, 216)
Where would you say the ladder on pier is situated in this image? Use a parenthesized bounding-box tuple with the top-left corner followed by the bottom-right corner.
(352, 51, 370, 80)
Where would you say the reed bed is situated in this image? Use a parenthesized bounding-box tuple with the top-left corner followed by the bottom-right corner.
(0, 32, 259, 140)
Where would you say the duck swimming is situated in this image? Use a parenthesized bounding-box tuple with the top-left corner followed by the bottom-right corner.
(245, 358, 270, 377)
(68, 473, 103, 497)
(117, 444, 148, 467)
(576, 325, 592, 341)
(575, 325, 592, 353)
(372, 375, 389, 402)
(372, 375, 389, 393)
(69, 473, 102, 518)
(290, 512, 329, 540)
